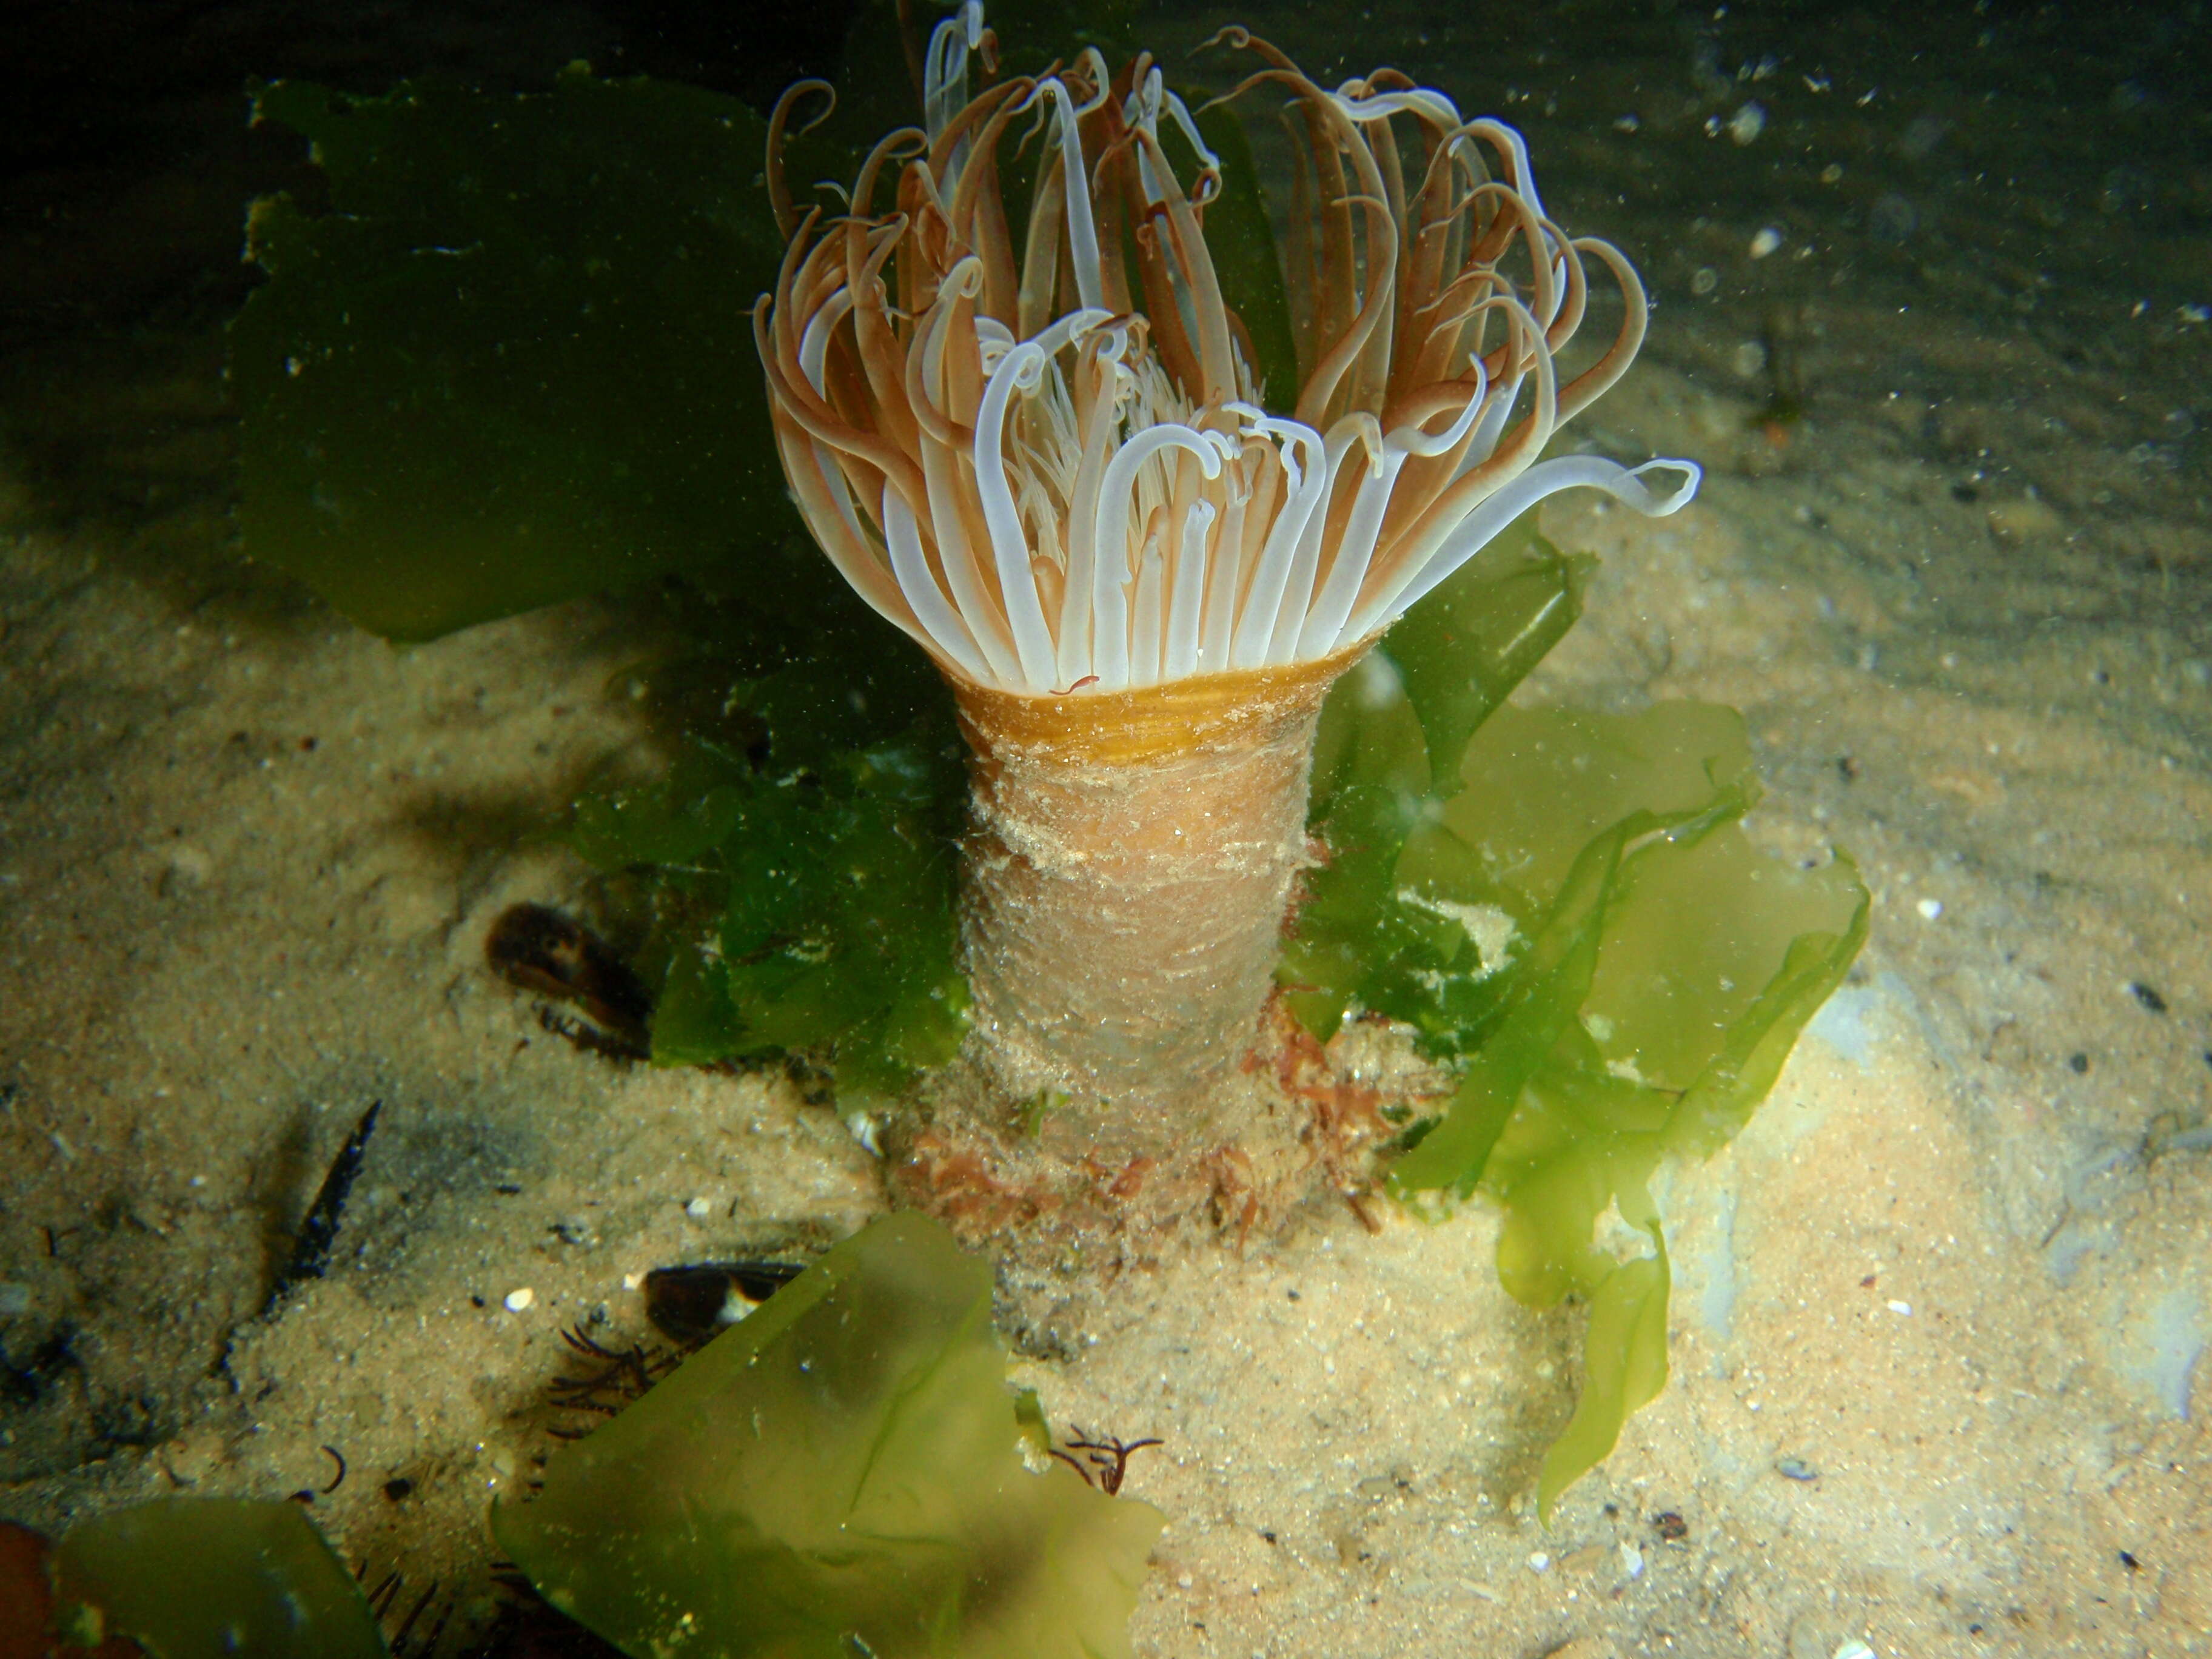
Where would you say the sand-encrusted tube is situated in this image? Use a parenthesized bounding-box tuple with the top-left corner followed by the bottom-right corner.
(949, 648, 1363, 1156)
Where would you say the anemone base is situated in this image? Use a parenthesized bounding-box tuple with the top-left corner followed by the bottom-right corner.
(887, 999, 1416, 1274)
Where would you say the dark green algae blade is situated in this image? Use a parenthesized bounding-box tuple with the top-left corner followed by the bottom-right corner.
(235, 69, 793, 642)
(495, 1213, 1162, 1659)
(1294, 691, 1866, 1195)
(1307, 515, 1587, 822)
(1285, 521, 1590, 1044)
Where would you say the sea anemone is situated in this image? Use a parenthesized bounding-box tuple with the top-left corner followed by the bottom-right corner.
(756, 3, 1697, 1159)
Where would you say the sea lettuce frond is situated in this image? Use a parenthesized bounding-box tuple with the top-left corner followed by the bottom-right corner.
(1293, 562, 1869, 1518)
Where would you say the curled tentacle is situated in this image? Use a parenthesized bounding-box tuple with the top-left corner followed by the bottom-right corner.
(754, 5, 1695, 693)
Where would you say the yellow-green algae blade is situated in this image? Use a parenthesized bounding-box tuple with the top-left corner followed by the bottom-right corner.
(494, 1213, 1163, 1658)
(52, 1498, 386, 1659)
(1439, 705, 1866, 1515)
(1294, 688, 1868, 1517)
(1533, 1241, 1672, 1518)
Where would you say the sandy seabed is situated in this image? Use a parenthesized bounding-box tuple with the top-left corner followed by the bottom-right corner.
(2, 2, 2210, 1655)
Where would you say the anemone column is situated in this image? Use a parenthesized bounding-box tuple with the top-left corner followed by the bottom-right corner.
(951, 652, 1359, 1155)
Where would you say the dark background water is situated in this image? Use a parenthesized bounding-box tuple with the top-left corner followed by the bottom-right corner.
(4, 0, 2207, 346)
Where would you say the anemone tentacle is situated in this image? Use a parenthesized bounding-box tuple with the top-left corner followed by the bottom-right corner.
(756, 8, 1698, 698)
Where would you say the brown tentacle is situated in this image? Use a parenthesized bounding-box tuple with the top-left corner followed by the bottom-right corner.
(1553, 235, 1649, 422)
(766, 80, 836, 240)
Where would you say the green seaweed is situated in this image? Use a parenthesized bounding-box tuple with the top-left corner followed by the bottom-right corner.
(1287, 518, 1587, 1043)
(567, 628, 970, 1095)
(1534, 1239, 1672, 1514)
(1294, 577, 1869, 1518)
(50, 1499, 386, 1658)
(1384, 535, 1591, 799)
(494, 1212, 1164, 1659)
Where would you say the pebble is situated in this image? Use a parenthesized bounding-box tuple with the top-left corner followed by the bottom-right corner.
(503, 1287, 536, 1312)
(1527, 1550, 1552, 1572)
(1749, 226, 1785, 259)
(684, 1196, 712, 1220)
(1985, 495, 2063, 543)
(1834, 1643, 1876, 1659)
(1916, 898, 1943, 920)
(1887, 1299, 1913, 1315)
(1776, 1456, 1819, 1481)
(2127, 980, 2168, 1014)
(1618, 1541, 1646, 1579)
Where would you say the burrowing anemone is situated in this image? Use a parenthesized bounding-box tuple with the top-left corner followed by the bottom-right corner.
(756, 4, 1697, 1175)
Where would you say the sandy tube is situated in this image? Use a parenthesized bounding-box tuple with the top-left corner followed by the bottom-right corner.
(947, 645, 1365, 1159)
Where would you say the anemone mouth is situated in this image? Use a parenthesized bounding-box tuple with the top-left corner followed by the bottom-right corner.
(756, 2, 1699, 699)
